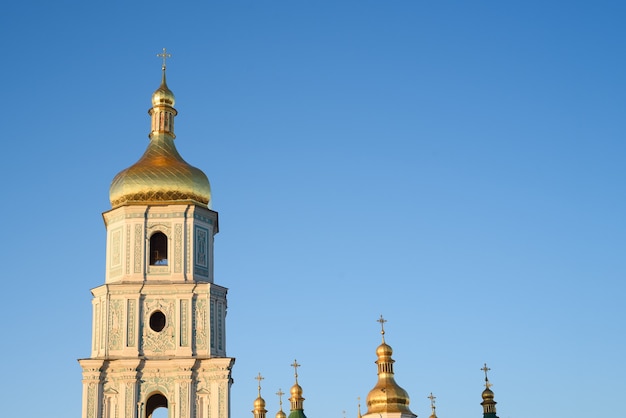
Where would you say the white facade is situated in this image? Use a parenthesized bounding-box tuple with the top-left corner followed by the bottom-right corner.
(79, 203, 234, 418)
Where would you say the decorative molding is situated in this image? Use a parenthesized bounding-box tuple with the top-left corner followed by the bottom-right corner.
(174, 224, 183, 273)
(209, 300, 215, 351)
(147, 222, 171, 235)
(109, 299, 123, 350)
(193, 213, 214, 224)
(142, 299, 175, 353)
(125, 382, 134, 418)
(217, 303, 223, 352)
(194, 299, 207, 351)
(111, 228, 122, 268)
(180, 383, 189, 418)
(125, 225, 131, 275)
(134, 224, 142, 274)
(127, 299, 136, 347)
(181, 299, 189, 347)
(87, 383, 96, 418)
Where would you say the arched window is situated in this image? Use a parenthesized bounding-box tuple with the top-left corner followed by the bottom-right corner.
(146, 393, 168, 418)
(150, 232, 168, 265)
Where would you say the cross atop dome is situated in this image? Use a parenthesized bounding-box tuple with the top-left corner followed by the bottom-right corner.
(157, 47, 172, 71)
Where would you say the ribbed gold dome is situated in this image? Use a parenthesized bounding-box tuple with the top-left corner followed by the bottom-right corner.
(366, 374, 412, 414)
(109, 69, 211, 209)
(276, 410, 287, 418)
(366, 320, 415, 416)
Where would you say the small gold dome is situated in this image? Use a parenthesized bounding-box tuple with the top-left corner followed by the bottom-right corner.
(152, 74, 175, 106)
(276, 410, 287, 418)
(376, 342, 393, 358)
(482, 387, 494, 400)
(290, 383, 303, 398)
(254, 396, 266, 409)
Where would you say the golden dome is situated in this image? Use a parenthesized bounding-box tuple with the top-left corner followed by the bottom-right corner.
(482, 386, 494, 400)
(376, 341, 393, 358)
(365, 320, 415, 416)
(276, 410, 287, 418)
(152, 72, 175, 106)
(109, 69, 211, 209)
(366, 375, 412, 414)
(254, 396, 266, 409)
(290, 383, 303, 398)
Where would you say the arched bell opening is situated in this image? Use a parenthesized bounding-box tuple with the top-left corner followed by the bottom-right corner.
(149, 232, 168, 265)
(146, 393, 168, 418)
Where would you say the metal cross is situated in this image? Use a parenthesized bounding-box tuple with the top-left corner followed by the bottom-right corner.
(427, 393, 436, 412)
(377, 315, 387, 339)
(255, 372, 264, 396)
(481, 363, 491, 380)
(276, 389, 285, 409)
(157, 48, 172, 70)
(291, 359, 301, 383)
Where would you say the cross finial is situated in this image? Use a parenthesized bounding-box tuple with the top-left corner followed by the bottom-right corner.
(157, 48, 172, 71)
(291, 359, 301, 383)
(255, 372, 264, 397)
(481, 363, 491, 380)
(276, 388, 285, 411)
(427, 393, 436, 414)
(481, 363, 492, 388)
(377, 315, 387, 342)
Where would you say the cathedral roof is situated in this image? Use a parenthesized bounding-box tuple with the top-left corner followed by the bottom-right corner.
(109, 63, 211, 209)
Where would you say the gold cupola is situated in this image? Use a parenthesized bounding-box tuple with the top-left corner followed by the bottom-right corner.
(275, 388, 287, 418)
(480, 364, 499, 418)
(253, 373, 268, 418)
(365, 316, 415, 417)
(287, 360, 307, 418)
(109, 52, 211, 209)
(427, 393, 437, 418)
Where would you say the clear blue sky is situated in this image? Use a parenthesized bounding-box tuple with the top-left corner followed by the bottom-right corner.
(1, 1, 625, 417)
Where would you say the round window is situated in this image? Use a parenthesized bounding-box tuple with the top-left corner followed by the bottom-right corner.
(149, 311, 166, 332)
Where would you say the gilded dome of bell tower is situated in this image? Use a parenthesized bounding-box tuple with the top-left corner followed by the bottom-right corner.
(109, 49, 211, 209)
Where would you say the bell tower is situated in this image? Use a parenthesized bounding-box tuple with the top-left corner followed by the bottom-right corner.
(79, 50, 234, 418)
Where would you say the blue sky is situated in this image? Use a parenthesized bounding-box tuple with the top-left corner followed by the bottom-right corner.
(1, 1, 625, 417)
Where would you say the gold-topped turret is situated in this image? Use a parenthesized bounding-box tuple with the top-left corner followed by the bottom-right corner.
(253, 373, 268, 418)
(275, 389, 287, 418)
(287, 360, 307, 418)
(365, 316, 415, 417)
(109, 49, 212, 209)
(427, 393, 437, 418)
(480, 364, 498, 418)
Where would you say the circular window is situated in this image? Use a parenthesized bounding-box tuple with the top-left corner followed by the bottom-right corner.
(149, 311, 166, 332)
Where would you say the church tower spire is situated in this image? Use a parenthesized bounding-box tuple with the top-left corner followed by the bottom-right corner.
(480, 364, 499, 418)
(253, 373, 268, 418)
(363, 316, 416, 418)
(79, 50, 234, 418)
(427, 393, 437, 418)
(275, 389, 287, 418)
(288, 360, 308, 418)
